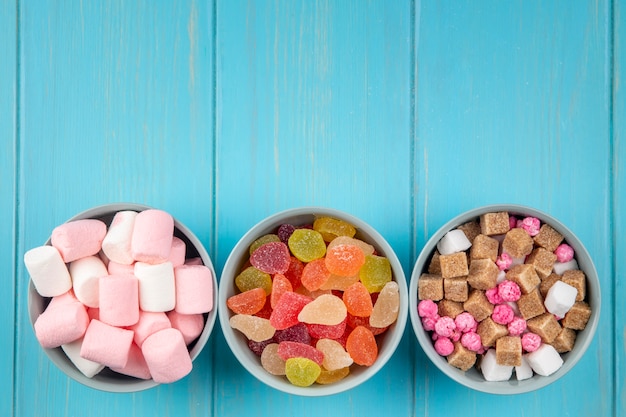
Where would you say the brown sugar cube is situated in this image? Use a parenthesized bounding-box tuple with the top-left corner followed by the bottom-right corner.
(418, 273, 443, 301)
(439, 252, 469, 278)
(527, 313, 562, 343)
(506, 264, 540, 294)
(502, 228, 534, 259)
(539, 273, 561, 298)
(467, 258, 499, 290)
(444, 277, 469, 302)
(469, 234, 499, 262)
(479, 212, 510, 236)
(562, 269, 586, 301)
(438, 299, 465, 318)
(526, 247, 558, 279)
(562, 301, 592, 330)
(477, 317, 509, 347)
(533, 224, 564, 252)
(517, 288, 546, 320)
(427, 250, 442, 275)
(447, 342, 477, 371)
(550, 328, 577, 353)
(457, 220, 482, 243)
(463, 289, 494, 322)
(495, 336, 522, 366)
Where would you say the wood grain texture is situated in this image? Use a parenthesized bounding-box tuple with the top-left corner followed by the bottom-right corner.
(1, 1, 16, 416)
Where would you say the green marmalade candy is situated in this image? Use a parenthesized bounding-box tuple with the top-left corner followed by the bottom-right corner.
(284, 357, 321, 387)
(287, 229, 326, 263)
(235, 266, 272, 295)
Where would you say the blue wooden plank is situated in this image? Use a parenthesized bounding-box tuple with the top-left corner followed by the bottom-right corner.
(1, 1, 16, 416)
(415, 1, 613, 415)
(16, 1, 214, 415)
(214, 0, 413, 414)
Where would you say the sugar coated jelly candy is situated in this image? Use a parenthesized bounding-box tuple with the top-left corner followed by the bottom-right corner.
(269, 291, 313, 330)
(226, 287, 267, 315)
(298, 294, 347, 326)
(316, 338, 353, 371)
(369, 281, 400, 328)
(316, 366, 350, 385)
(285, 357, 321, 387)
(327, 236, 375, 256)
(250, 241, 291, 274)
(235, 266, 272, 295)
(359, 255, 392, 293)
(287, 229, 326, 262)
(261, 343, 286, 375)
(270, 273, 293, 309)
(313, 217, 357, 242)
(346, 325, 378, 366)
(301, 258, 331, 291)
(284, 256, 304, 290)
(347, 312, 388, 336)
(306, 317, 347, 339)
(277, 224, 296, 244)
(249, 234, 281, 255)
(229, 314, 276, 342)
(277, 341, 324, 365)
(248, 338, 275, 356)
(343, 281, 373, 317)
(319, 273, 360, 291)
(325, 244, 366, 277)
(274, 322, 311, 345)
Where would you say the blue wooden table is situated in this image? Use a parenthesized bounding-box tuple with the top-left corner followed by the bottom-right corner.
(2, 1, 624, 416)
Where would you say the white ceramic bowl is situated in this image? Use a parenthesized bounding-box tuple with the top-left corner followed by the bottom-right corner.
(27, 203, 218, 393)
(218, 207, 408, 396)
(409, 204, 600, 394)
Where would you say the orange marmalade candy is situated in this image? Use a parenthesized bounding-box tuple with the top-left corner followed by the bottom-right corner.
(313, 217, 357, 242)
(342, 282, 373, 317)
(270, 273, 293, 309)
(325, 244, 365, 277)
(301, 258, 331, 291)
(226, 287, 267, 315)
(346, 325, 378, 366)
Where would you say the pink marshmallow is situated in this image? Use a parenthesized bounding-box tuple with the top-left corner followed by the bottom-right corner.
(492, 304, 515, 325)
(174, 265, 214, 314)
(554, 243, 574, 263)
(80, 319, 134, 368)
(461, 331, 482, 352)
(110, 343, 152, 380)
(518, 217, 541, 236)
(51, 219, 107, 263)
(184, 257, 203, 266)
(129, 311, 172, 347)
(61, 337, 105, 378)
(167, 310, 205, 345)
(498, 279, 521, 302)
(142, 328, 192, 384)
(521, 332, 542, 352)
(418, 299, 439, 318)
(169, 237, 187, 268)
(485, 287, 503, 305)
(454, 312, 477, 333)
(434, 316, 456, 338)
(99, 274, 139, 327)
(507, 317, 527, 336)
(34, 292, 89, 348)
(24, 245, 72, 297)
(107, 260, 135, 275)
(130, 209, 174, 264)
(496, 253, 513, 270)
(87, 307, 99, 321)
(434, 337, 454, 356)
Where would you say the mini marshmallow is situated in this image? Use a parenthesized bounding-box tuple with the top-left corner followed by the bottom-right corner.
(553, 259, 579, 275)
(480, 349, 513, 382)
(101, 210, 138, 265)
(134, 261, 176, 312)
(167, 310, 204, 345)
(526, 343, 563, 376)
(130, 209, 174, 264)
(24, 245, 72, 297)
(80, 319, 134, 369)
(69, 255, 108, 308)
(174, 265, 213, 314)
(51, 219, 107, 263)
(544, 280, 578, 318)
(169, 237, 187, 268)
(142, 328, 192, 383)
(110, 343, 152, 380)
(436, 229, 472, 255)
(515, 355, 534, 381)
(129, 311, 172, 347)
(34, 292, 89, 348)
(107, 260, 135, 275)
(61, 337, 105, 378)
(99, 274, 139, 327)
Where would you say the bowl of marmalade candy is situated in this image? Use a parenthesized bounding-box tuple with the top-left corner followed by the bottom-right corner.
(218, 207, 408, 396)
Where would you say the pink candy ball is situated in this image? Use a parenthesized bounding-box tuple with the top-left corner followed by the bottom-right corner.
(454, 312, 477, 333)
(519, 217, 541, 236)
(498, 280, 521, 302)
(461, 332, 482, 352)
(485, 287, 503, 305)
(421, 315, 439, 332)
(418, 299, 439, 318)
(521, 332, 542, 352)
(434, 316, 456, 338)
(509, 216, 518, 230)
(434, 337, 454, 356)
(492, 304, 515, 325)
(507, 317, 527, 336)
(496, 253, 513, 271)
(555, 243, 575, 263)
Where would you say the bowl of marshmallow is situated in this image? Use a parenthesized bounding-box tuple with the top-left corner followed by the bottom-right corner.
(409, 204, 600, 394)
(25, 203, 217, 392)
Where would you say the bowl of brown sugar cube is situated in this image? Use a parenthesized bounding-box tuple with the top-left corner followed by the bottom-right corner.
(409, 204, 600, 394)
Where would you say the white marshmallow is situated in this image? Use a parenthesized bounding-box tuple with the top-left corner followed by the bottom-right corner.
(24, 246, 72, 297)
(511, 256, 526, 268)
(544, 280, 577, 317)
(102, 210, 138, 265)
(480, 349, 513, 382)
(515, 355, 534, 381)
(496, 270, 507, 284)
(134, 261, 176, 312)
(436, 229, 472, 255)
(553, 259, 579, 275)
(69, 256, 108, 308)
(61, 337, 105, 378)
(506, 301, 520, 316)
(526, 344, 563, 376)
